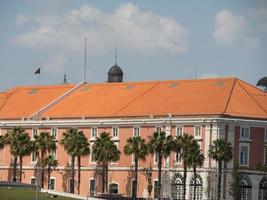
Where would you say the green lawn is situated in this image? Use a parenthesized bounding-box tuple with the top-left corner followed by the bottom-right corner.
(0, 188, 80, 200)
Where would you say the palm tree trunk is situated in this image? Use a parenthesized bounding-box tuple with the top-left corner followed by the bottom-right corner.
(183, 162, 187, 200)
(102, 164, 105, 193)
(217, 161, 222, 200)
(157, 153, 162, 200)
(134, 155, 138, 199)
(77, 156, 81, 195)
(105, 165, 108, 194)
(19, 155, 23, 183)
(41, 150, 45, 188)
(71, 155, 75, 194)
(13, 156, 17, 182)
(193, 164, 196, 200)
(47, 166, 51, 190)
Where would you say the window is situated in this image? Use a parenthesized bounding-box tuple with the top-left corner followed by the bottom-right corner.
(31, 151, 37, 163)
(171, 174, 184, 200)
(51, 128, 57, 139)
(240, 127, 250, 139)
(91, 128, 98, 138)
(112, 127, 119, 137)
(133, 127, 140, 137)
(49, 178, 56, 190)
(109, 183, 119, 194)
(194, 126, 201, 137)
(264, 147, 267, 166)
(240, 176, 252, 200)
(32, 128, 38, 138)
(69, 178, 74, 193)
(265, 128, 267, 141)
(90, 145, 96, 163)
(154, 181, 159, 199)
(240, 145, 249, 166)
(30, 177, 36, 185)
(176, 126, 183, 136)
(175, 152, 182, 163)
(154, 151, 159, 164)
(189, 174, 203, 200)
(131, 179, 136, 198)
(89, 179, 95, 196)
(51, 150, 56, 159)
(155, 126, 162, 133)
(259, 177, 267, 200)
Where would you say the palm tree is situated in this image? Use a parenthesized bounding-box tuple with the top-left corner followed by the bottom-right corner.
(209, 139, 233, 200)
(147, 131, 173, 199)
(34, 131, 57, 188)
(124, 136, 148, 199)
(92, 132, 120, 194)
(42, 155, 58, 189)
(5, 127, 32, 183)
(173, 133, 194, 200)
(60, 128, 78, 194)
(188, 140, 204, 200)
(75, 132, 90, 195)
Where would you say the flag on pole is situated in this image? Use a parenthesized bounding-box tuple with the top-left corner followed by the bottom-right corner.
(34, 68, 40, 75)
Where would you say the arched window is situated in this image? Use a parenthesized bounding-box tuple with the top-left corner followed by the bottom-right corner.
(109, 183, 119, 194)
(189, 174, 203, 200)
(240, 175, 252, 200)
(171, 173, 184, 200)
(259, 177, 267, 200)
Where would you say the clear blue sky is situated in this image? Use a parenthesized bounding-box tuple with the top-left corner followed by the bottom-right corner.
(0, 0, 266, 91)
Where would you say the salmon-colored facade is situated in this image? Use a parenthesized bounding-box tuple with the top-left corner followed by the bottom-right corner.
(0, 77, 266, 200)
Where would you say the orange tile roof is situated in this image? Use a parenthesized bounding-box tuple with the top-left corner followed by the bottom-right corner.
(0, 78, 266, 120)
(0, 84, 74, 119)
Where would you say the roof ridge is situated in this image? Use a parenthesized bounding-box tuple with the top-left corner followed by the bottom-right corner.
(223, 78, 237, 115)
(237, 80, 267, 115)
(113, 82, 160, 115)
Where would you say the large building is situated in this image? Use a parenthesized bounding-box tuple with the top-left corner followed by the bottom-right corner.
(0, 67, 266, 199)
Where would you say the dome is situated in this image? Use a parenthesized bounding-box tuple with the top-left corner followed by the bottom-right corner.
(108, 63, 123, 82)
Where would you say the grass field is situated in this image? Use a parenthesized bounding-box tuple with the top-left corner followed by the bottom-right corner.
(0, 188, 80, 200)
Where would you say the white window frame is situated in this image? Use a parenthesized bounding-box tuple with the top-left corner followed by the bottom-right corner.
(131, 178, 136, 198)
(194, 125, 201, 137)
(133, 127, 140, 137)
(90, 143, 96, 164)
(31, 151, 37, 163)
(264, 146, 267, 167)
(175, 152, 182, 164)
(153, 179, 159, 199)
(176, 126, 183, 136)
(30, 176, 36, 185)
(91, 127, 98, 138)
(32, 128, 38, 139)
(265, 128, 267, 142)
(154, 151, 159, 164)
(109, 181, 119, 194)
(111, 142, 119, 164)
(51, 149, 57, 159)
(112, 127, 119, 138)
(239, 143, 249, 167)
(49, 177, 56, 190)
(51, 128, 58, 139)
(240, 127, 250, 140)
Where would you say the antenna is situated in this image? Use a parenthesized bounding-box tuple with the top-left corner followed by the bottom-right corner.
(84, 37, 87, 83)
(115, 39, 118, 65)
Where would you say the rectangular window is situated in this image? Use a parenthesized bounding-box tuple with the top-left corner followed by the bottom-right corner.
(51, 150, 56, 159)
(176, 126, 183, 136)
(194, 126, 201, 137)
(133, 127, 140, 137)
(240, 145, 249, 166)
(90, 145, 96, 163)
(51, 128, 57, 139)
(89, 179, 95, 196)
(49, 178, 55, 190)
(240, 127, 250, 139)
(69, 179, 74, 193)
(154, 181, 159, 199)
(30, 178, 36, 185)
(112, 127, 119, 137)
(265, 128, 267, 141)
(155, 126, 162, 133)
(91, 128, 98, 138)
(32, 128, 38, 138)
(264, 147, 267, 166)
(175, 152, 182, 163)
(154, 151, 159, 164)
(31, 152, 37, 163)
(131, 179, 136, 198)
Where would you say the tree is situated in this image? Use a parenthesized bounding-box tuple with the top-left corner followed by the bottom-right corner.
(92, 132, 120, 194)
(189, 140, 205, 200)
(5, 127, 33, 183)
(0, 135, 5, 150)
(42, 155, 58, 189)
(209, 139, 233, 200)
(147, 131, 173, 199)
(124, 136, 148, 199)
(173, 133, 194, 200)
(34, 131, 57, 188)
(75, 132, 90, 195)
(142, 166, 153, 200)
(229, 163, 242, 200)
(256, 77, 267, 91)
